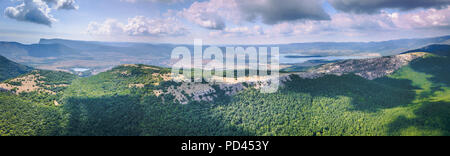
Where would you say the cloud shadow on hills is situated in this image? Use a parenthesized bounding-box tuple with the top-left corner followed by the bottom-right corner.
(282, 70, 449, 135)
(387, 56, 450, 136)
(387, 100, 450, 136)
(61, 94, 253, 136)
(284, 74, 417, 113)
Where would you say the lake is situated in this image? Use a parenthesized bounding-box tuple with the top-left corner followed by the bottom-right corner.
(279, 54, 372, 64)
(72, 68, 90, 72)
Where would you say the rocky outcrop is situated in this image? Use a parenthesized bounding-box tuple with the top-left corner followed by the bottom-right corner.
(0, 72, 55, 95)
(157, 52, 428, 104)
(296, 52, 426, 80)
(166, 83, 217, 104)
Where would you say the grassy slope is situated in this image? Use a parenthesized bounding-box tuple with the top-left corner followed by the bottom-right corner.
(384, 55, 450, 135)
(215, 54, 449, 136)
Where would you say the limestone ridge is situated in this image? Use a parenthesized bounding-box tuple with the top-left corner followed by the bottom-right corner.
(296, 52, 427, 80)
(153, 52, 428, 104)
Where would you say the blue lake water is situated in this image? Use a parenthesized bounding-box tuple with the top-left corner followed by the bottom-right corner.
(279, 54, 371, 64)
(187, 53, 374, 66)
(72, 68, 90, 72)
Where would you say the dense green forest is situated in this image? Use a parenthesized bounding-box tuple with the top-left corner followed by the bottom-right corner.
(0, 92, 66, 136)
(0, 52, 449, 136)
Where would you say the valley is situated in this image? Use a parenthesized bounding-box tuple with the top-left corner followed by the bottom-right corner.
(2, 36, 450, 77)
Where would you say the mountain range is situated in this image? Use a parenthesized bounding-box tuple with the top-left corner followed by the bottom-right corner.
(1, 35, 450, 76)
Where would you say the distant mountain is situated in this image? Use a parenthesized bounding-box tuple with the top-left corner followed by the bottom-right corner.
(0, 42, 80, 58)
(279, 35, 450, 56)
(0, 55, 33, 81)
(0, 35, 449, 76)
(40, 35, 450, 57)
(0, 42, 29, 59)
(39, 38, 122, 52)
(25, 43, 80, 57)
(403, 44, 450, 56)
(39, 38, 176, 57)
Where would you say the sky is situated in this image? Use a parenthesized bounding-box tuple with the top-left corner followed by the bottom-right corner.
(1, 0, 450, 44)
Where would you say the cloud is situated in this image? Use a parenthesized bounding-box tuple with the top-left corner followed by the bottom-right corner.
(181, 0, 330, 30)
(87, 16, 189, 37)
(237, 0, 330, 24)
(43, 0, 79, 10)
(266, 13, 396, 37)
(87, 19, 125, 35)
(121, 0, 185, 4)
(329, 0, 450, 14)
(264, 7, 450, 38)
(123, 16, 188, 36)
(4, 0, 56, 26)
(391, 7, 450, 29)
(4, 0, 78, 26)
(180, 0, 239, 30)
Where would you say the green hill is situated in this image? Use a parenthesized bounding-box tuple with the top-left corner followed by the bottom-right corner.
(224, 54, 449, 136)
(0, 55, 33, 82)
(403, 44, 450, 56)
(55, 54, 449, 136)
(0, 49, 448, 136)
(0, 92, 66, 136)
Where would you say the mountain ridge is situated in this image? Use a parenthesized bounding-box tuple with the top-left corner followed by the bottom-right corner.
(403, 44, 450, 56)
(0, 55, 33, 82)
(0, 43, 449, 136)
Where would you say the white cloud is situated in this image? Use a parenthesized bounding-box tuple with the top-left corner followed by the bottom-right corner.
(4, 0, 78, 26)
(120, 0, 185, 4)
(87, 16, 189, 37)
(44, 0, 79, 10)
(180, 0, 330, 30)
(4, 0, 56, 26)
(123, 16, 188, 36)
(391, 7, 450, 29)
(265, 7, 450, 38)
(180, 0, 240, 30)
(87, 19, 125, 35)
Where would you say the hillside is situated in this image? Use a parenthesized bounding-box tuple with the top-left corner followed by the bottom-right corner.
(403, 44, 450, 56)
(297, 52, 427, 80)
(50, 51, 450, 135)
(0, 55, 33, 81)
(0, 45, 448, 136)
(0, 91, 66, 136)
(0, 69, 78, 107)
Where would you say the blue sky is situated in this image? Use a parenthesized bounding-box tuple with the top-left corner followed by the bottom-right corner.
(1, 0, 450, 44)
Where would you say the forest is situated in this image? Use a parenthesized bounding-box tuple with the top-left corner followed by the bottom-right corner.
(0, 53, 449, 136)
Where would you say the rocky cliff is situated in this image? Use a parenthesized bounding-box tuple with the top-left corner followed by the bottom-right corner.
(298, 52, 427, 80)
